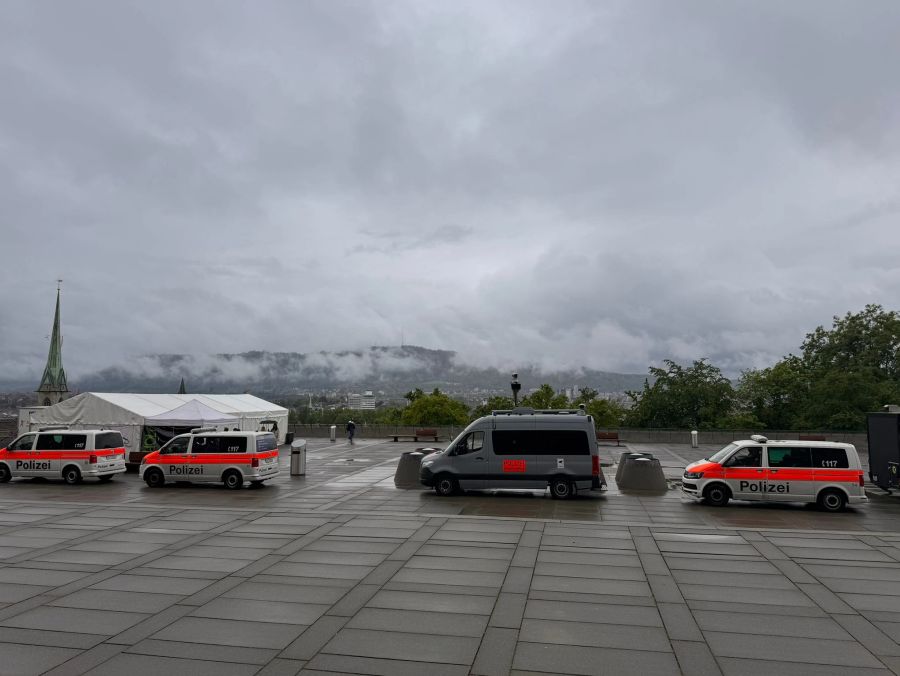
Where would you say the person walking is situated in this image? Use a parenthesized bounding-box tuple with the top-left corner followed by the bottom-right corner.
(346, 420, 356, 445)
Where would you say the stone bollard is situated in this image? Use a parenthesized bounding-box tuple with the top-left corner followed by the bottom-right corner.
(394, 451, 426, 489)
(615, 452, 654, 484)
(617, 455, 667, 491)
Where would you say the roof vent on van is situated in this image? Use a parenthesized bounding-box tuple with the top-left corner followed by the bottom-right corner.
(38, 425, 69, 432)
(750, 434, 768, 443)
(190, 427, 217, 434)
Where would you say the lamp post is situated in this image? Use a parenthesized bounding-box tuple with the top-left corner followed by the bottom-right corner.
(510, 373, 521, 407)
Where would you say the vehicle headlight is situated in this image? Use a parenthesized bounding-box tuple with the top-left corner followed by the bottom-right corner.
(421, 460, 434, 467)
(684, 471, 704, 479)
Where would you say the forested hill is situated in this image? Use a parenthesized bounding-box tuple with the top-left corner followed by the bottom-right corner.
(40, 346, 648, 396)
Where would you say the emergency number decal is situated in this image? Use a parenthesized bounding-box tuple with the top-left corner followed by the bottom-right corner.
(503, 459, 526, 473)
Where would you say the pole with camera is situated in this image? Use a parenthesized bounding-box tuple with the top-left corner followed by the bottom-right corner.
(510, 373, 521, 407)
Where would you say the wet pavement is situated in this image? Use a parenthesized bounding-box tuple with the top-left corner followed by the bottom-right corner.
(1, 438, 900, 674)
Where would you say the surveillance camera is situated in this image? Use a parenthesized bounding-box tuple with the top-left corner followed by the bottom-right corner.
(512, 373, 518, 379)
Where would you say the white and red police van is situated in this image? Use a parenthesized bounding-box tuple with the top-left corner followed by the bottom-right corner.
(682, 435, 866, 512)
(0, 427, 127, 484)
(140, 428, 280, 489)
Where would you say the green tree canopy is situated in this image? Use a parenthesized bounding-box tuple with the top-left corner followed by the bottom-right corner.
(470, 396, 515, 420)
(401, 389, 470, 426)
(625, 359, 735, 429)
(521, 384, 569, 409)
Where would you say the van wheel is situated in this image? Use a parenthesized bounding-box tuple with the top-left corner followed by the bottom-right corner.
(434, 474, 459, 497)
(550, 478, 574, 499)
(223, 470, 243, 490)
(703, 483, 730, 507)
(0, 464, 10, 483)
(98, 475, 114, 483)
(817, 489, 846, 513)
(144, 468, 165, 488)
(63, 466, 82, 485)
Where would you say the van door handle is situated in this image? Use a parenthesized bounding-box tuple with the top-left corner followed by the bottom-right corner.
(756, 469, 764, 473)
(769, 470, 778, 474)
(474, 457, 485, 461)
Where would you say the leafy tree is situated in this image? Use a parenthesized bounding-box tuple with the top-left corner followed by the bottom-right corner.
(404, 388, 425, 404)
(734, 356, 807, 430)
(625, 359, 735, 429)
(571, 387, 599, 406)
(401, 389, 470, 426)
(521, 384, 569, 409)
(585, 398, 625, 427)
(470, 396, 515, 420)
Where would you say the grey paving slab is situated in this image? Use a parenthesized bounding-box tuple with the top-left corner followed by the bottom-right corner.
(323, 627, 481, 664)
(531, 575, 651, 597)
(91, 572, 215, 595)
(281, 615, 349, 660)
(513, 642, 681, 676)
(672, 568, 797, 589)
(406, 555, 510, 572)
(834, 614, 900, 657)
(471, 626, 517, 676)
(0, 626, 106, 649)
(192, 598, 330, 625)
(717, 657, 890, 676)
(524, 599, 663, 626)
(127, 637, 278, 665)
(41, 643, 125, 676)
(225, 580, 348, 604)
(490, 592, 527, 628)
(680, 584, 816, 607)
(284, 550, 387, 566)
(368, 589, 496, 614)
(672, 640, 722, 676)
(0, 583, 52, 603)
(415, 543, 514, 560)
(704, 631, 884, 668)
(142, 554, 251, 573)
(264, 561, 374, 580)
(256, 658, 305, 675)
(49, 588, 182, 613)
(658, 602, 703, 641)
(176, 545, 271, 560)
(693, 609, 852, 639)
(0, 642, 79, 675)
(303, 653, 469, 676)
(520, 617, 672, 651)
(82, 653, 260, 676)
(537, 550, 640, 567)
(0, 567, 88, 585)
(0, 605, 148, 634)
(152, 616, 305, 649)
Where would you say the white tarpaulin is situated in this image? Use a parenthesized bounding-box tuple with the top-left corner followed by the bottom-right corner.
(22, 393, 289, 458)
(144, 400, 238, 427)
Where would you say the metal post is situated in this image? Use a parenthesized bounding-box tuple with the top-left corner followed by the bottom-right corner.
(510, 373, 521, 407)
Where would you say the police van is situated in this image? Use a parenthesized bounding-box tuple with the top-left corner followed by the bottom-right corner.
(0, 427, 127, 484)
(420, 408, 606, 498)
(140, 428, 280, 489)
(681, 435, 866, 512)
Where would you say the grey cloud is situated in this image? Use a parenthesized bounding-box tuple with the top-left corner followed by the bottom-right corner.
(1, 1, 899, 386)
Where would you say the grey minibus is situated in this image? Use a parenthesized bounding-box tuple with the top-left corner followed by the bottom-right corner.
(420, 408, 607, 498)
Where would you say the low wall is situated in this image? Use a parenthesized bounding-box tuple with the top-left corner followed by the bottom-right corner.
(288, 424, 869, 451)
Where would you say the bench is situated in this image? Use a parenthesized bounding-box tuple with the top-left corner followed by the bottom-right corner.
(799, 434, 827, 441)
(390, 428, 440, 442)
(596, 431, 621, 446)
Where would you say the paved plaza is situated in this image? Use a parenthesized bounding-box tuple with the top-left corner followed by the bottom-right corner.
(1, 438, 900, 674)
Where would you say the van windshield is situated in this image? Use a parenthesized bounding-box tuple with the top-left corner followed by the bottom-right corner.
(708, 443, 738, 464)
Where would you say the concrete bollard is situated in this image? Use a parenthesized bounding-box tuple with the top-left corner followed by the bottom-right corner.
(617, 455, 667, 492)
(329, 425, 336, 443)
(394, 451, 425, 489)
(691, 430, 698, 448)
(615, 452, 654, 483)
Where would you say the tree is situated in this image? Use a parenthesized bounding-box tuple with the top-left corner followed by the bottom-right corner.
(470, 396, 514, 420)
(401, 389, 470, 426)
(404, 388, 425, 404)
(572, 387, 599, 406)
(734, 356, 807, 430)
(585, 398, 625, 427)
(625, 359, 735, 429)
(521, 384, 569, 409)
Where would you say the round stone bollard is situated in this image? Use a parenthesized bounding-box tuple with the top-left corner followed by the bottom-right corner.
(394, 451, 426, 489)
(616, 455, 668, 492)
(615, 452, 654, 484)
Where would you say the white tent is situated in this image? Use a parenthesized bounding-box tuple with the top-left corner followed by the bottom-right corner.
(21, 393, 289, 460)
(144, 400, 238, 427)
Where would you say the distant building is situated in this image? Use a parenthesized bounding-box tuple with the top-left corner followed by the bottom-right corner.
(36, 285, 69, 407)
(347, 391, 376, 410)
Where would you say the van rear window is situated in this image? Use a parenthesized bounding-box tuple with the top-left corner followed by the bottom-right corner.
(812, 447, 849, 468)
(492, 430, 590, 456)
(256, 434, 277, 452)
(95, 432, 124, 449)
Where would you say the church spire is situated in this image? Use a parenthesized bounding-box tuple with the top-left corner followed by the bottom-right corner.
(37, 281, 68, 406)
(178, 377, 187, 394)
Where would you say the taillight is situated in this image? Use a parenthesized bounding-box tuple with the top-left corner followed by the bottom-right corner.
(859, 474, 865, 487)
(89, 454, 97, 464)
(592, 455, 600, 476)
(251, 457, 259, 468)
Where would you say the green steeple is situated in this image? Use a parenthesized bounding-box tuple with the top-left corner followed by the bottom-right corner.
(178, 377, 187, 394)
(37, 285, 68, 405)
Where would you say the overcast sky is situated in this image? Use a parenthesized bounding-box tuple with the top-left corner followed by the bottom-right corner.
(2, 0, 899, 383)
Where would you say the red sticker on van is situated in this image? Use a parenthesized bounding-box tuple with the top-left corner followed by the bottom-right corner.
(503, 459, 526, 473)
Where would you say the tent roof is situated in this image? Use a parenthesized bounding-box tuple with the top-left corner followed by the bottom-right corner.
(144, 400, 238, 426)
(88, 393, 288, 418)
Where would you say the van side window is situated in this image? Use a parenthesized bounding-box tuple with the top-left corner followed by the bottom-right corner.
(95, 432, 123, 449)
(456, 432, 484, 455)
(162, 437, 190, 454)
(768, 447, 812, 468)
(8, 435, 36, 451)
(724, 447, 761, 467)
(492, 430, 589, 455)
(812, 447, 849, 468)
(36, 434, 87, 451)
